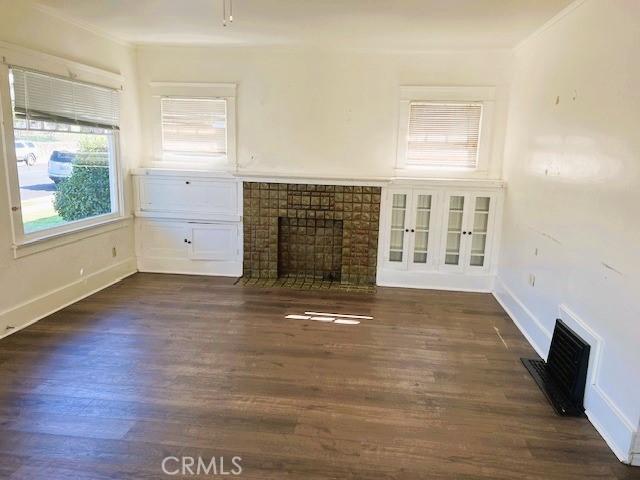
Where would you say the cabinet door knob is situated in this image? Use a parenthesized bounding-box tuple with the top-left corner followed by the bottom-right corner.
(184, 239, 188, 243)
(462, 231, 467, 235)
(410, 229, 415, 233)
(188, 241, 192, 244)
(405, 228, 409, 232)
(185, 181, 190, 185)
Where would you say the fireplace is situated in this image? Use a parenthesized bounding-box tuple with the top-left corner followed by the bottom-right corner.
(278, 217, 344, 281)
(243, 182, 381, 285)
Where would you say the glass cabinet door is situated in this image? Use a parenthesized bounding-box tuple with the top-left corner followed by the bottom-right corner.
(444, 195, 465, 265)
(388, 193, 408, 263)
(412, 194, 432, 264)
(469, 196, 491, 267)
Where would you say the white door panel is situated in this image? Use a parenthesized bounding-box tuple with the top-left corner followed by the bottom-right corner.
(189, 224, 238, 261)
(139, 178, 237, 216)
(140, 221, 188, 259)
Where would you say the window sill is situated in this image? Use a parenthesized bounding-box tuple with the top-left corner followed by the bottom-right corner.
(12, 215, 133, 259)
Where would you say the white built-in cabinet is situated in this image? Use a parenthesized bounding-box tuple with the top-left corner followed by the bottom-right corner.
(378, 181, 503, 292)
(133, 169, 242, 277)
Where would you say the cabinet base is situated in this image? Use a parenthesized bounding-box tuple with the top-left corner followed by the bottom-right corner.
(377, 270, 495, 293)
(138, 257, 242, 277)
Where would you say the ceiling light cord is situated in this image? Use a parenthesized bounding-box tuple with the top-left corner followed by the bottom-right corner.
(222, 0, 233, 27)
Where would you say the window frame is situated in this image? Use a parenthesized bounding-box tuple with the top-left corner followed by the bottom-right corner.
(0, 45, 126, 253)
(396, 86, 496, 174)
(150, 82, 237, 171)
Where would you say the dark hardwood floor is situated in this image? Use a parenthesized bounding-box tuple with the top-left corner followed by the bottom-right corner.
(0, 273, 637, 479)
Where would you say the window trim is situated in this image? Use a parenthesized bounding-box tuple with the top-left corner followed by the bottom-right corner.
(0, 49, 126, 250)
(396, 86, 496, 174)
(149, 82, 237, 171)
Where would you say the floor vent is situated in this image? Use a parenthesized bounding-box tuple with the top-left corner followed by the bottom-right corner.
(521, 319, 590, 417)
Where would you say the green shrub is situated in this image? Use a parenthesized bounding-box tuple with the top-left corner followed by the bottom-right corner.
(78, 135, 108, 153)
(53, 159, 111, 221)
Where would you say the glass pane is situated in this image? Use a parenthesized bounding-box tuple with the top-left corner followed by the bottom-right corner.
(392, 194, 407, 208)
(13, 129, 116, 235)
(448, 211, 463, 230)
(474, 212, 489, 233)
(469, 196, 490, 265)
(444, 196, 464, 265)
(445, 254, 459, 265)
(470, 255, 484, 267)
(415, 210, 430, 230)
(416, 194, 431, 209)
(414, 231, 429, 251)
(447, 232, 461, 252)
(390, 230, 404, 251)
(471, 234, 486, 254)
(475, 196, 490, 212)
(391, 209, 406, 229)
(389, 193, 407, 263)
(390, 250, 403, 262)
(413, 252, 427, 263)
(412, 194, 432, 264)
(450, 195, 464, 211)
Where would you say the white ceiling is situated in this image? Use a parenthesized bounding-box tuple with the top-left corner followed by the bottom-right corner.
(34, 0, 574, 50)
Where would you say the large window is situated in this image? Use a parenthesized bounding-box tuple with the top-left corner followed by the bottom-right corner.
(5, 67, 121, 241)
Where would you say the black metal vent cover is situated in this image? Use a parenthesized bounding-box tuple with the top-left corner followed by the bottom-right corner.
(521, 319, 590, 417)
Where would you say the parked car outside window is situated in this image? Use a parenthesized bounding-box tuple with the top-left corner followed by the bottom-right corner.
(15, 141, 38, 165)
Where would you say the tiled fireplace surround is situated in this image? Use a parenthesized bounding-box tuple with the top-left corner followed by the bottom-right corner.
(243, 182, 382, 285)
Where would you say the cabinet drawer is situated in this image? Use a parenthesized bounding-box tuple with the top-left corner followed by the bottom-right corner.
(138, 177, 238, 217)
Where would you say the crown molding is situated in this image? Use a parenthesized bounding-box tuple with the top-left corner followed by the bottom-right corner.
(514, 0, 587, 53)
(29, 2, 133, 49)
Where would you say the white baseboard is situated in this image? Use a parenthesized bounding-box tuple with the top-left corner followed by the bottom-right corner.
(377, 270, 495, 293)
(587, 386, 636, 463)
(138, 256, 242, 277)
(492, 276, 551, 359)
(0, 257, 137, 340)
(493, 276, 636, 464)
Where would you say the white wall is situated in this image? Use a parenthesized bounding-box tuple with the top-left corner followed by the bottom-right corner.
(496, 0, 640, 462)
(0, 1, 140, 333)
(136, 45, 512, 179)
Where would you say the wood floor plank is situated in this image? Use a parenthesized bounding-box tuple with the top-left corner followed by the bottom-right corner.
(0, 273, 637, 479)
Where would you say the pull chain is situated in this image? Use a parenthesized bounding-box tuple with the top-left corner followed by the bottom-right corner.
(222, 0, 234, 27)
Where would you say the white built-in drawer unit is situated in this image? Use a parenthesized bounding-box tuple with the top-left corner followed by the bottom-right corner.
(135, 172, 240, 222)
(132, 169, 242, 277)
(377, 179, 504, 292)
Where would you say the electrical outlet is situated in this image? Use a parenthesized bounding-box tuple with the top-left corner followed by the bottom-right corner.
(528, 274, 536, 287)
(112, 247, 117, 258)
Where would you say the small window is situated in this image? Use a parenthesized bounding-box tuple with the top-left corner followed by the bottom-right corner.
(7, 67, 121, 240)
(160, 97, 227, 157)
(406, 102, 482, 170)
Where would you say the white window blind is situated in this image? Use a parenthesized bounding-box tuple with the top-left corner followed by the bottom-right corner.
(10, 67, 120, 130)
(160, 97, 227, 156)
(406, 102, 482, 169)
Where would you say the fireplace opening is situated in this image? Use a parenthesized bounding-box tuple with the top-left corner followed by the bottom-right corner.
(277, 217, 343, 281)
